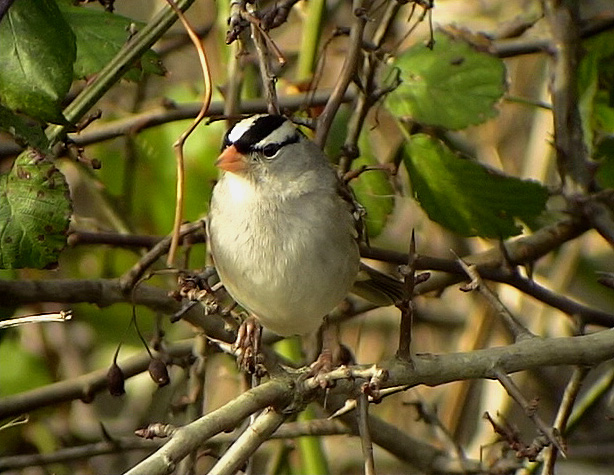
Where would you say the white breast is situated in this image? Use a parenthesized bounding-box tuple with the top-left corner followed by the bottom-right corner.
(208, 172, 359, 336)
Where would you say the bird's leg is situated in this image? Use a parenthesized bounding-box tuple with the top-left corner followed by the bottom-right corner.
(309, 318, 353, 387)
(310, 322, 333, 374)
(233, 315, 263, 374)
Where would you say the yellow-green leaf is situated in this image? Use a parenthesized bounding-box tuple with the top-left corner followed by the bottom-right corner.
(387, 31, 506, 130)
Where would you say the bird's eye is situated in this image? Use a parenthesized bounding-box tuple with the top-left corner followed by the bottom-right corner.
(262, 143, 280, 158)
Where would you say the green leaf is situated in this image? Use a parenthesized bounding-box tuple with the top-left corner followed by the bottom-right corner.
(0, 149, 72, 269)
(350, 131, 395, 238)
(403, 134, 548, 238)
(58, 4, 165, 81)
(386, 31, 506, 130)
(0, 104, 49, 151)
(0, 0, 76, 123)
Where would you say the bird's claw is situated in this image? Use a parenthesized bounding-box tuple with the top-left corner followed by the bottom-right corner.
(309, 349, 335, 389)
(233, 316, 264, 374)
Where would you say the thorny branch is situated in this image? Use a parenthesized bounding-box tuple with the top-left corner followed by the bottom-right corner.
(483, 412, 548, 463)
(5, 1, 614, 474)
(119, 328, 614, 475)
(2, 299, 614, 473)
(361, 216, 614, 327)
(494, 369, 566, 456)
(10, 214, 614, 336)
(456, 256, 535, 341)
(396, 231, 419, 360)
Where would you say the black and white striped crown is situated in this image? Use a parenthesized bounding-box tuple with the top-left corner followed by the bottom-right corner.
(222, 115, 302, 155)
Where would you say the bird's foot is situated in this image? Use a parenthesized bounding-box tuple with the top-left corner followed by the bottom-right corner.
(233, 316, 264, 374)
(309, 348, 335, 389)
(306, 339, 354, 389)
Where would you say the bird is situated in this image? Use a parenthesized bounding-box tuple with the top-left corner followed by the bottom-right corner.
(207, 114, 403, 350)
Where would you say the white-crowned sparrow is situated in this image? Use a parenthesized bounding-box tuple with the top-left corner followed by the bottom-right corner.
(208, 114, 400, 338)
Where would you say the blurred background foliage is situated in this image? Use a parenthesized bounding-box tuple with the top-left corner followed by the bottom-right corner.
(1, 0, 614, 474)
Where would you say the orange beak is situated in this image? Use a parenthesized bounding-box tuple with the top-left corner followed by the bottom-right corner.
(216, 145, 247, 173)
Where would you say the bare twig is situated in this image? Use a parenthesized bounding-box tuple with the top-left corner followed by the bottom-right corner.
(0, 310, 72, 329)
(0, 92, 355, 157)
(124, 381, 292, 475)
(0, 438, 161, 471)
(390, 0, 433, 54)
(226, 0, 245, 44)
(357, 391, 376, 475)
(259, 0, 301, 30)
(337, 0, 404, 173)
(329, 392, 483, 474)
(249, 19, 281, 115)
(408, 399, 469, 467)
(119, 220, 206, 293)
(483, 412, 528, 459)
(3, 321, 614, 469)
(0, 420, 351, 471)
(305, 364, 388, 391)
(371, 0, 405, 47)
(3, 273, 614, 432)
(396, 231, 417, 360)
(316, 0, 371, 147)
(361, 245, 614, 327)
(0, 340, 194, 420)
(359, 216, 614, 327)
(540, 366, 589, 474)
(0, 414, 28, 431)
(456, 255, 535, 341)
(328, 384, 412, 419)
(494, 369, 566, 456)
(208, 408, 287, 475)
(492, 15, 614, 58)
(361, 214, 589, 275)
(135, 424, 177, 440)
(566, 365, 614, 434)
(45, 0, 197, 146)
(68, 231, 163, 249)
(581, 198, 614, 248)
(543, 0, 591, 189)
(176, 334, 208, 475)
(223, 41, 243, 122)
(338, 73, 400, 172)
